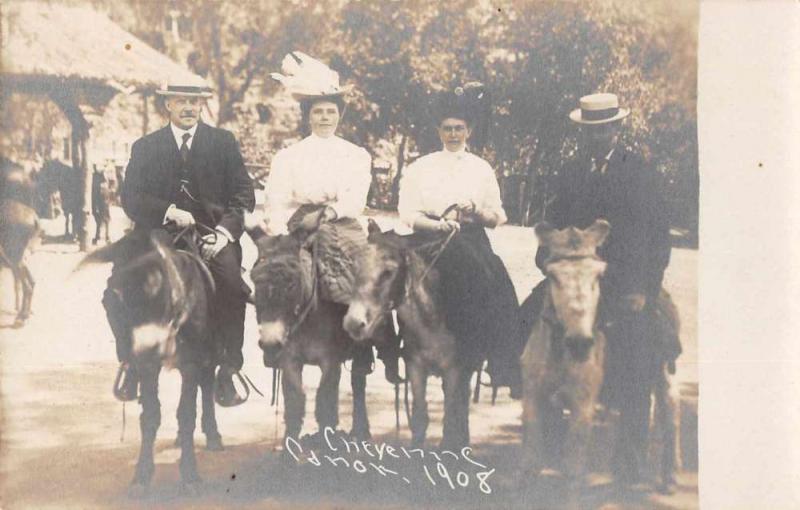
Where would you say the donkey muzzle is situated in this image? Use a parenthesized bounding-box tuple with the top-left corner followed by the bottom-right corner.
(258, 321, 287, 348)
(343, 303, 374, 342)
(132, 323, 172, 356)
(565, 336, 594, 362)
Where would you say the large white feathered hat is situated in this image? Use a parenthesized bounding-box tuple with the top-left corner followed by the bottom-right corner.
(270, 51, 352, 101)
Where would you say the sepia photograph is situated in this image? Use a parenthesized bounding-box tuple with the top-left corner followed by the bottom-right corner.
(1, 0, 701, 508)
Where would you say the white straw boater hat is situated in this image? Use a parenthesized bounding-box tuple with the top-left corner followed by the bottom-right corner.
(569, 93, 630, 124)
(270, 51, 353, 101)
(155, 76, 213, 98)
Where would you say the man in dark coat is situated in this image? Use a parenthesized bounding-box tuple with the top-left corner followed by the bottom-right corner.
(106, 79, 255, 407)
(526, 93, 681, 482)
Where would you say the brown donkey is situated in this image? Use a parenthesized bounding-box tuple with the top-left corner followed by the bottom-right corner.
(344, 220, 477, 450)
(1, 158, 40, 328)
(519, 219, 609, 487)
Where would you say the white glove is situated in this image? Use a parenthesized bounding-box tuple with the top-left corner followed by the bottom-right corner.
(164, 205, 195, 228)
(201, 231, 229, 260)
(438, 218, 461, 233)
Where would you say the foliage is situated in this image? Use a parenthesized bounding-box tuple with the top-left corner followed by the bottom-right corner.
(5, 0, 698, 233)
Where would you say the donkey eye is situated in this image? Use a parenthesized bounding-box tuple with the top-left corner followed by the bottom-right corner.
(378, 269, 394, 283)
(144, 271, 163, 297)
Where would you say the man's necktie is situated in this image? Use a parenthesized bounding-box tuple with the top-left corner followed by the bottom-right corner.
(180, 132, 191, 163)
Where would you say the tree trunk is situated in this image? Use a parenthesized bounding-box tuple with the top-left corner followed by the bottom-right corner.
(389, 134, 407, 210)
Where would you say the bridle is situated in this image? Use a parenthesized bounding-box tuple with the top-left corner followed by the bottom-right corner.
(252, 237, 319, 343)
(376, 203, 461, 316)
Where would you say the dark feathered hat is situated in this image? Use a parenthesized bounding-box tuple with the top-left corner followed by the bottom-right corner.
(433, 82, 491, 150)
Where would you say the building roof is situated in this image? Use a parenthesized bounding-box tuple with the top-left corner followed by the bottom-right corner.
(1, 1, 207, 93)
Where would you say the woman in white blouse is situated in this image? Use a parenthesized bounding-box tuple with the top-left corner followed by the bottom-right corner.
(263, 52, 401, 383)
(263, 94, 371, 235)
(398, 85, 523, 396)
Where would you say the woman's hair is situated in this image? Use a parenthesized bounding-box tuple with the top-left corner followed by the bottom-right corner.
(299, 95, 346, 135)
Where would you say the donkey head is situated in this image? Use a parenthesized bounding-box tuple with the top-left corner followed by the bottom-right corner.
(250, 234, 314, 349)
(344, 219, 407, 341)
(81, 230, 188, 366)
(535, 219, 610, 360)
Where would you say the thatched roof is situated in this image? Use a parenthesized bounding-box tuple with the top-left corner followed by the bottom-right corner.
(1, 2, 207, 93)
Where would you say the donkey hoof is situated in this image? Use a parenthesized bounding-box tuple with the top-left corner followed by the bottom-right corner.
(206, 435, 225, 452)
(349, 426, 371, 441)
(12, 319, 25, 329)
(657, 480, 677, 495)
(179, 479, 203, 497)
(127, 482, 150, 499)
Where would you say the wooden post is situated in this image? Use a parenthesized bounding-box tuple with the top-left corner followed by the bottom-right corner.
(50, 85, 91, 251)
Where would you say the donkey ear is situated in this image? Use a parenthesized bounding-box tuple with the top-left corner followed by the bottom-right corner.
(367, 218, 382, 236)
(149, 230, 186, 305)
(75, 233, 138, 271)
(585, 219, 611, 247)
(534, 221, 555, 245)
(75, 241, 120, 269)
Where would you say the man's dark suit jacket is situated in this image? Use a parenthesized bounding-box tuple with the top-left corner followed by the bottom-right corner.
(536, 148, 671, 300)
(121, 122, 255, 239)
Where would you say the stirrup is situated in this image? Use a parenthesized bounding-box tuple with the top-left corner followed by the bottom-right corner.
(113, 364, 138, 402)
(214, 371, 250, 407)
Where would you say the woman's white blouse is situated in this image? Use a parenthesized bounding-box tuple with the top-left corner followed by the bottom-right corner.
(398, 149, 507, 232)
(264, 134, 372, 234)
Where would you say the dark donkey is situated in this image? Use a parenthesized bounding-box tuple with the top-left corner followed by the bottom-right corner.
(0, 157, 40, 328)
(344, 220, 478, 450)
(249, 228, 372, 443)
(80, 228, 220, 495)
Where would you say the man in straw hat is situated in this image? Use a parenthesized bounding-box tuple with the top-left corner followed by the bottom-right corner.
(104, 77, 255, 408)
(527, 92, 681, 486)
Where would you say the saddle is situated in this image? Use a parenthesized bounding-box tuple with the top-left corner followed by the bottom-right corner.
(288, 204, 369, 304)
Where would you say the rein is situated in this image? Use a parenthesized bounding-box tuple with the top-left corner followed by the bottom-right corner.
(386, 204, 461, 311)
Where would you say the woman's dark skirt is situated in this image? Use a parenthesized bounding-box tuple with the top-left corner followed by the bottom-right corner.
(433, 225, 525, 384)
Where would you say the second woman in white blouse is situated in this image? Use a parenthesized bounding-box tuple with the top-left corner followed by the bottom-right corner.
(263, 53, 401, 383)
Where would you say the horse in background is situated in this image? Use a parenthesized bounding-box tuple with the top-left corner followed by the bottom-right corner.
(344, 220, 480, 450)
(38, 159, 81, 240)
(80, 229, 221, 495)
(249, 227, 372, 443)
(0, 156, 40, 328)
(518, 219, 609, 488)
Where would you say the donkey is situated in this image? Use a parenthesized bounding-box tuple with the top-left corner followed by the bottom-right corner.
(1, 158, 40, 328)
(519, 219, 609, 487)
(250, 231, 371, 443)
(80, 229, 220, 495)
(344, 220, 477, 450)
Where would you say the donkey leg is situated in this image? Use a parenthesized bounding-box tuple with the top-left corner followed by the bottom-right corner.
(654, 366, 678, 492)
(520, 392, 546, 483)
(131, 364, 161, 493)
(440, 368, 460, 450)
(440, 367, 469, 451)
(613, 388, 651, 485)
(562, 403, 593, 488)
(315, 361, 342, 434)
(282, 359, 305, 441)
(200, 364, 224, 451)
(407, 362, 429, 448)
(176, 364, 202, 485)
(17, 263, 35, 322)
(350, 369, 371, 440)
